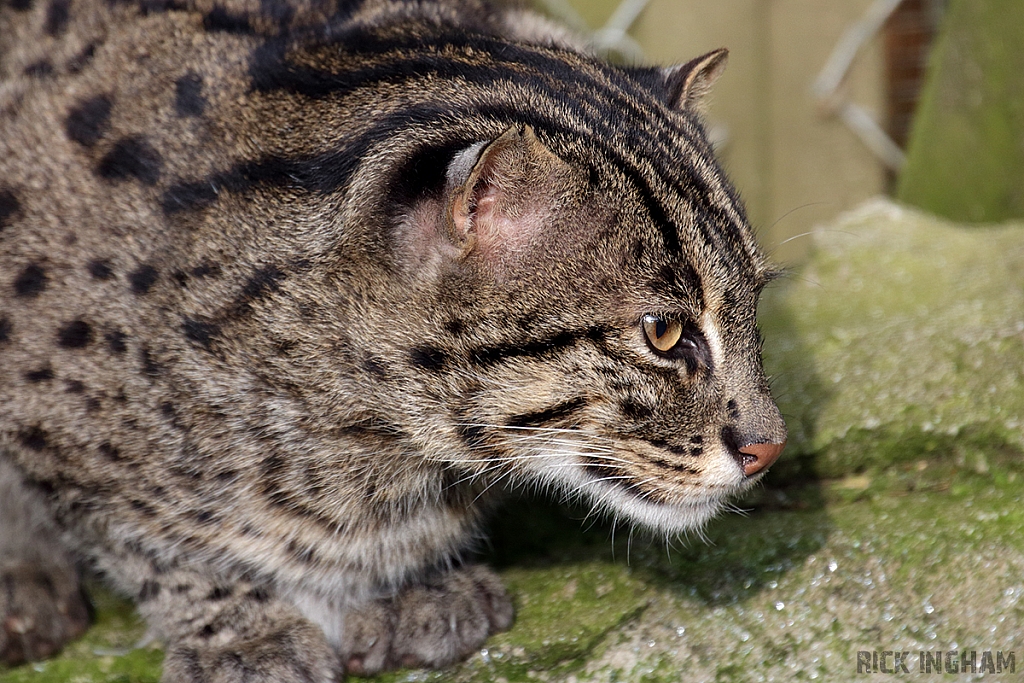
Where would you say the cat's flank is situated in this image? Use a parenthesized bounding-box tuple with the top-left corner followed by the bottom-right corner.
(0, 0, 786, 679)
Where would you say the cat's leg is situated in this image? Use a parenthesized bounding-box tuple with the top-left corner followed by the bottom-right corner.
(339, 564, 513, 675)
(134, 568, 341, 683)
(0, 456, 90, 664)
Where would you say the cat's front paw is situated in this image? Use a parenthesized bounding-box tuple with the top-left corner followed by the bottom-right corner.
(341, 565, 513, 675)
(162, 616, 340, 683)
(0, 563, 90, 665)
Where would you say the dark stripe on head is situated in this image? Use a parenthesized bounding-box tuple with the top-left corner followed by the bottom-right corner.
(470, 326, 607, 368)
(190, 30, 750, 267)
(507, 396, 587, 429)
(655, 261, 704, 305)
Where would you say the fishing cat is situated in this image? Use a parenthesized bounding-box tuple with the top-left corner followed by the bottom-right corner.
(0, 0, 787, 679)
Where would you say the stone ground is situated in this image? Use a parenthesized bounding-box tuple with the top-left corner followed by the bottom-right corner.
(3, 199, 1023, 682)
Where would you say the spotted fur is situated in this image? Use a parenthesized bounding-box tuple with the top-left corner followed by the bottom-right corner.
(0, 0, 785, 679)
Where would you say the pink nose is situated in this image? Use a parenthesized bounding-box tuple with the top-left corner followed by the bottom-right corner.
(738, 441, 786, 476)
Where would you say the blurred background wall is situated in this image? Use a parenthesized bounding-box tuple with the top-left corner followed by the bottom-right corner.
(531, 0, 950, 264)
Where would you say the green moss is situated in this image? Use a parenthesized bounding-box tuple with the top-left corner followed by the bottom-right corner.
(0, 587, 161, 683)
(6, 470, 1023, 682)
(897, 0, 1024, 222)
(760, 200, 1024, 481)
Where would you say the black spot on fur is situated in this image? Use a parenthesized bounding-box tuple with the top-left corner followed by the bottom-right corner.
(105, 328, 128, 354)
(0, 316, 10, 343)
(138, 580, 161, 601)
(191, 262, 221, 278)
(25, 365, 54, 382)
(690, 435, 703, 445)
(409, 345, 447, 372)
(727, 399, 740, 420)
(160, 182, 218, 214)
(129, 498, 158, 516)
(445, 318, 466, 335)
(23, 60, 54, 77)
(260, 454, 285, 478)
(0, 188, 21, 232)
(98, 136, 163, 185)
(456, 423, 486, 449)
(64, 379, 85, 393)
(202, 5, 252, 32)
(139, 346, 162, 376)
(230, 264, 285, 317)
(44, 0, 70, 36)
(66, 42, 97, 73)
(620, 399, 653, 421)
(649, 456, 698, 475)
(246, 587, 271, 603)
(286, 539, 317, 564)
(193, 509, 216, 524)
(362, 356, 387, 378)
(205, 586, 231, 601)
(13, 263, 47, 297)
(19, 425, 47, 451)
(174, 72, 207, 117)
(66, 95, 112, 148)
(57, 319, 93, 348)
(197, 624, 218, 639)
(650, 439, 697, 457)
(98, 442, 123, 460)
(9, 0, 32, 10)
(128, 264, 159, 294)
(182, 317, 219, 349)
(87, 259, 114, 280)
(516, 313, 538, 331)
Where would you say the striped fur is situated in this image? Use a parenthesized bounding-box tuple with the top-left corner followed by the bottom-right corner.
(0, 0, 785, 677)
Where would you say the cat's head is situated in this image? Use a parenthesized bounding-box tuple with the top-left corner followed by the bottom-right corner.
(357, 49, 786, 536)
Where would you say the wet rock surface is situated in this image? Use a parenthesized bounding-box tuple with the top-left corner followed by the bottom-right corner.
(4, 200, 1023, 682)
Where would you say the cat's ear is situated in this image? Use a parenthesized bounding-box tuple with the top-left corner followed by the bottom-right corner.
(662, 48, 728, 112)
(444, 125, 575, 262)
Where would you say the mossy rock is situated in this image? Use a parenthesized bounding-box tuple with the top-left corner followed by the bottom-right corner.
(897, 0, 1024, 222)
(761, 198, 1024, 482)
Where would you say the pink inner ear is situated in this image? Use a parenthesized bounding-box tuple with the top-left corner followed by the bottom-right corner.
(442, 126, 581, 270)
(467, 177, 559, 269)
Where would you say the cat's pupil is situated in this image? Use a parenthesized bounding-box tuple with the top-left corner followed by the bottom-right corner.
(656, 319, 668, 338)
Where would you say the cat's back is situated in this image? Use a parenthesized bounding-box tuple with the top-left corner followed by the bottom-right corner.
(0, 0, 622, 562)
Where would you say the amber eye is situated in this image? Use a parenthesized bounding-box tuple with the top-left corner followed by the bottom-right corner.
(642, 314, 683, 353)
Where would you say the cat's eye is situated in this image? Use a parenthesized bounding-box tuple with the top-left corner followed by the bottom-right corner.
(642, 315, 683, 353)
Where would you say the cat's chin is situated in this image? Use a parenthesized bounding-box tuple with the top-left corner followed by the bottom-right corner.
(587, 483, 729, 536)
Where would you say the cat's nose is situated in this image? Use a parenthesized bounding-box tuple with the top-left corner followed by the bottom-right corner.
(737, 440, 786, 476)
